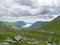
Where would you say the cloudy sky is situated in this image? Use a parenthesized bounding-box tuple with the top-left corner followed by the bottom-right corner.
(0, 0, 60, 23)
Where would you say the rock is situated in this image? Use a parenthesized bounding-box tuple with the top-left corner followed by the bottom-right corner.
(20, 33, 24, 35)
(13, 36, 22, 41)
(53, 43, 57, 45)
(1, 42, 9, 45)
(5, 38, 16, 43)
(48, 42, 52, 44)
(19, 39, 25, 43)
(48, 32, 55, 34)
(27, 42, 31, 44)
(46, 41, 52, 45)
(22, 38, 27, 40)
(47, 38, 52, 42)
(40, 30, 46, 33)
(27, 34, 33, 37)
(32, 41, 40, 45)
(47, 43, 52, 45)
(31, 38, 37, 41)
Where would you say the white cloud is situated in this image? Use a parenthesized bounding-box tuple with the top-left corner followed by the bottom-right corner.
(0, 15, 57, 23)
(0, 0, 60, 22)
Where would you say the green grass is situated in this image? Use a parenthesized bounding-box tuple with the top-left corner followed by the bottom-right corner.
(0, 21, 19, 30)
(0, 17, 60, 45)
(41, 16, 60, 34)
(0, 29, 60, 45)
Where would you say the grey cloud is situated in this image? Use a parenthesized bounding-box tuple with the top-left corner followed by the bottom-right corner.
(14, 0, 37, 8)
(36, 6, 50, 15)
(50, 7, 60, 14)
(14, 0, 60, 16)
(36, 4, 60, 16)
(0, 0, 35, 17)
(8, 9, 34, 17)
(0, 0, 60, 18)
(15, 0, 32, 6)
(37, 15, 54, 19)
(0, 5, 8, 17)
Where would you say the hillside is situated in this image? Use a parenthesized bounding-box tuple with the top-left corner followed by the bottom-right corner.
(0, 20, 60, 45)
(0, 21, 18, 30)
(41, 16, 60, 34)
(11, 21, 26, 28)
(27, 21, 49, 30)
(0, 21, 60, 45)
(0, 29, 60, 45)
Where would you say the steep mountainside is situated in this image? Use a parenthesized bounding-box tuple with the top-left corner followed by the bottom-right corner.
(27, 21, 49, 30)
(41, 16, 60, 33)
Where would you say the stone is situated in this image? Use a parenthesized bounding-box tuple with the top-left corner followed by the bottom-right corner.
(46, 41, 52, 45)
(5, 38, 16, 43)
(40, 30, 46, 33)
(13, 36, 22, 41)
(1, 42, 9, 45)
(32, 41, 40, 45)
(19, 39, 25, 43)
(22, 38, 27, 40)
(27, 34, 33, 37)
(27, 42, 31, 44)
(20, 33, 24, 35)
(31, 38, 37, 41)
(48, 32, 55, 34)
(47, 43, 52, 45)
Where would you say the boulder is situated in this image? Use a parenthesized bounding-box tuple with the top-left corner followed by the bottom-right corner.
(19, 39, 25, 43)
(32, 41, 40, 45)
(46, 41, 52, 45)
(5, 38, 16, 43)
(48, 32, 55, 34)
(1, 42, 9, 45)
(13, 36, 22, 41)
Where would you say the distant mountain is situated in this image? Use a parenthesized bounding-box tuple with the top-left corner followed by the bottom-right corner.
(41, 15, 60, 34)
(11, 21, 26, 28)
(27, 21, 49, 30)
(0, 21, 18, 30)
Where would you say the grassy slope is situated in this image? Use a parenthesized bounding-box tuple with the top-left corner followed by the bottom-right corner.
(27, 21, 49, 30)
(0, 21, 19, 30)
(0, 29, 60, 45)
(0, 18, 60, 45)
(41, 16, 60, 34)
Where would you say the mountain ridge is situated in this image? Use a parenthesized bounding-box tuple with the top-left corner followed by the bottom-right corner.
(41, 15, 60, 34)
(0, 21, 19, 30)
(26, 21, 49, 30)
(11, 21, 26, 28)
